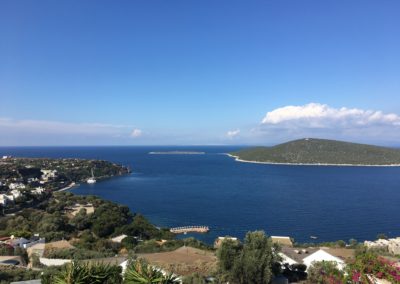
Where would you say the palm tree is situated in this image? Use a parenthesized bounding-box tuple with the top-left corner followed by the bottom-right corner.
(123, 258, 180, 284)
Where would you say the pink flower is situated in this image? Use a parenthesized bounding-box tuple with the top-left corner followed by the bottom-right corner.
(352, 271, 361, 282)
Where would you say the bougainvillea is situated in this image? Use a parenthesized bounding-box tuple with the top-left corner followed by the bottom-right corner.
(346, 252, 400, 283)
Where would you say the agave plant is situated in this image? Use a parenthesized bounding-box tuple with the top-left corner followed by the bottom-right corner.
(49, 261, 122, 284)
(124, 258, 180, 284)
(52, 261, 90, 284)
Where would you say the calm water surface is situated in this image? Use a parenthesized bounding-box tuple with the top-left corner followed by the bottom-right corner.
(2, 146, 400, 244)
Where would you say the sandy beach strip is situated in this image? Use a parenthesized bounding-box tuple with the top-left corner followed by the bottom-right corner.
(56, 182, 78, 192)
(225, 153, 400, 167)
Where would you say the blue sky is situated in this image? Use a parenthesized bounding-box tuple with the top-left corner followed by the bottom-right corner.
(1, 0, 400, 146)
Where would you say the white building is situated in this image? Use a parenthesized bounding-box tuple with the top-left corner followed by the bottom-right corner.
(214, 236, 239, 248)
(364, 239, 389, 250)
(10, 189, 22, 199)
(31, 187, 45, 195)
(302, 249, 346, 271)
(9, 183, 26, 190)
(364, 237, 400, 255)
(41, 170, 57, 181)
(279, 247, 348, 271)
(111, 234, 128, 243)
(0, 194, 7, 206)
(388, 238, 400, 255)
(0, 194, 14, 206)
(27, 177, 39, 183)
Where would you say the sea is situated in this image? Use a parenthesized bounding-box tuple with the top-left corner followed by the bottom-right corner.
(1, 146, 400, 244)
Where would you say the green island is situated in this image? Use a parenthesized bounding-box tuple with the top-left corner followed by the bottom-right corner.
(230, 138, 400, 166)
(0, 157, 399, 284)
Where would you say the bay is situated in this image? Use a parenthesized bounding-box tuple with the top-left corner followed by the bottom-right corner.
(1, 146, 400, 244)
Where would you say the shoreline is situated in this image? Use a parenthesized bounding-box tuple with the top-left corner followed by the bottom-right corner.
(56, 182, 78, 192)
(225, 153, 400, 167)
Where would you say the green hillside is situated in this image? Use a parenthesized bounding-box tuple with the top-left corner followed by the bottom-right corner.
(231, 138, 400, 165)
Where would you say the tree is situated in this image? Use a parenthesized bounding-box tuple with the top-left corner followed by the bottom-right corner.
(183, 273, 207, 284)
(377, 233, 388, 240)
(348, 238, 358, 247)
(216, 231, 276, 284)
(232, 231, 274, 284)
(217, 238, 241, 272)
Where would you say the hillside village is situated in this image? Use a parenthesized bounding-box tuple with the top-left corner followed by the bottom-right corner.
(0, 156, 129, 213)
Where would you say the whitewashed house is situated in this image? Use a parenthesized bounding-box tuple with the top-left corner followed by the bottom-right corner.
(279, 247, 348, 271)
(31, 187, 45, 195)
(41, 170, 57, 181)
(364, 237, 400, 255)
(0, 194, 15, 206)
(111, 234, 128, 243)
(214, 236, 239, 248)
(10, 189, 22, 199)
(9, 183, 26, 190)
(302, 249, 346, 270)
(0, 194, 8, 206)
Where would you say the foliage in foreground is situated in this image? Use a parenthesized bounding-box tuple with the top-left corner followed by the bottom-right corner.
(124, 258, 180, 283)
(216, 231, 279, 284)
(0, 265, 42, 284)
(39, 259, 181, 284)
(41, 261, 122, 284)
(306, 261, 344, 284)
(347, 251, 400, 283)
(305, 251, 400, 284)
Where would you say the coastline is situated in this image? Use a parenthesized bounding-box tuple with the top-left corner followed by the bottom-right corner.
(56, 182, 78, 192)
(225, 153, 400, 167)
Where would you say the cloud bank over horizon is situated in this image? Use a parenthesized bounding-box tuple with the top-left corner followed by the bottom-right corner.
(0, 117, 143, 145)
(1, 103, 400, 146)
(253, 103, 400, 145)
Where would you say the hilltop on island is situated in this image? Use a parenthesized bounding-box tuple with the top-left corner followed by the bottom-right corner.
(230, 138, 400, 166)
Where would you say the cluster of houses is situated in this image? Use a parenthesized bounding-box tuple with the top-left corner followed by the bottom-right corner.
(364, 237, 400, 255)
(215, 235, 351, 272)
(0, 168, 56, 207)
(0, 234, 46, 268)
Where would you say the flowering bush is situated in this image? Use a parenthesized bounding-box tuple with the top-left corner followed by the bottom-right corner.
(347, 252, 400, 283)
(306, 261, 345, 284)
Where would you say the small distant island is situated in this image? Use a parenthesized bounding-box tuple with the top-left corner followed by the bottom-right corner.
(229, 138, 400, 166)
(149, 151, 205, 155)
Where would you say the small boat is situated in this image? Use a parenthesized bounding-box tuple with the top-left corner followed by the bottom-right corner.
(310, 236, 318, 240)
(87, 169, 96, 184)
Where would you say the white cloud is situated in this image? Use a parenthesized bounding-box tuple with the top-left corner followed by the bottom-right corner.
(130, 128, 142, 138)
(226, 129, 240, 138)
(262, 103, 400, 128)
(249, 103, 400, 144)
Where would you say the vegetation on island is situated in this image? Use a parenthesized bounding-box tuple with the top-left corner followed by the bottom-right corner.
(231, 138, 400, 165)
(0, 157, 130, 186)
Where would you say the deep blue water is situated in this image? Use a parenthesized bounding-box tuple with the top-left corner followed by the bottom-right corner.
(1, 146, 400, 244)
